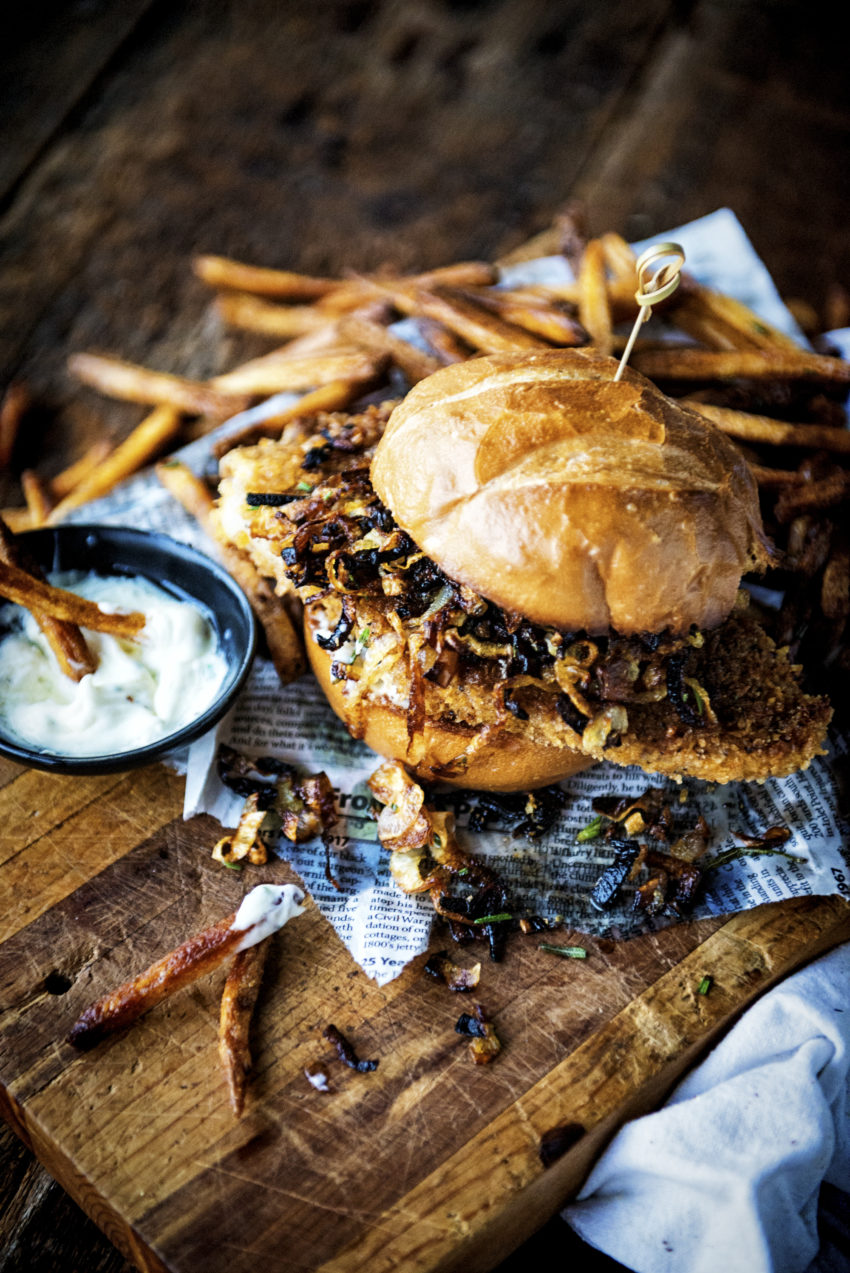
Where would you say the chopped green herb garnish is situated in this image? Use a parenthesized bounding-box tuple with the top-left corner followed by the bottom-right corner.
(456, 865, 467, 875)
(345, 625, 372, 665)
(222, 860, 243, 871)
(539, 943, 587, 959)
(697, 975, 713, 995)
(390, 802, 398, 812)
(692, 685, 704, 715)
(473, 912, 513, 925)
(577, 815, 604, 843)
(296, 480, 312, 492)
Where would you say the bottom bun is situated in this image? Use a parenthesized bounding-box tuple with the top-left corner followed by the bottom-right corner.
(306, 619, 592, 791)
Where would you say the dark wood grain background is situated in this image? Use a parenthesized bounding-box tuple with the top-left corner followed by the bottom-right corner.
(1, 2, 848, 1269)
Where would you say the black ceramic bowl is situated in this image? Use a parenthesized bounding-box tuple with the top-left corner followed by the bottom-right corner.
(0, 524, 256, 774)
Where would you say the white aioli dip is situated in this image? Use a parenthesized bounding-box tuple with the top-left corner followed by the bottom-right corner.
(0, 571, 229, 756)
(231, 883, 305, 950)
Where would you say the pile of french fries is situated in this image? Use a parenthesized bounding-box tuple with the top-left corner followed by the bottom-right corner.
(26, 207, 844, 687)
(4, 206, 848, 1113)
(2, 210, 847, 685)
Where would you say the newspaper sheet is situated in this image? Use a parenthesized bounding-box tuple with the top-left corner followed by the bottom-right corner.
(66, 209, 849, 985)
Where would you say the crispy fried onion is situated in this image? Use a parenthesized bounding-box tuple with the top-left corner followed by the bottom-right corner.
(247, 429, 712, 751)
(455, 1004, 502, 1064)
(424, 950, 481, 991)
(214, 746, 338, 875)
(368, 760, 518, 960)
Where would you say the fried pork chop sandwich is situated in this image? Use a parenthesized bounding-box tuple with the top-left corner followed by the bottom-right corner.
(215, 348, 831, 790)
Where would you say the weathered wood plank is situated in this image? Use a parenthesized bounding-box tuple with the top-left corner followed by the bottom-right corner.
(0, 0, 157, 204)
(0, 765, 185, 941)
(575, 0, 850, 310)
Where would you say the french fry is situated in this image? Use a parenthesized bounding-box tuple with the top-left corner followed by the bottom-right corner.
(48, 405, 182, 521)
(498, 202, 590, 270)
(0, 507, 33, 533)
(674, 285, 801, 353)
(497, 224, 566, 267)
(214, 292, 333, 338)
(599, 231, 637, 282)
(155, 460, 306, 685)
(193, 255, 339, 299)
(775, 471, 850, 523)
(0, 516, 96, 680)
(461, 288, 585, 346)
(217, 544, 307, 684)
(403, 261, 498, 289)
(254, 303, 388, 359)
(684, 401, 850, 453)
(20, 470, 53, 526)
(219, 940, 270, 1117)
(155, 459, 217, 526)
(747, 463, 807, 488)
(0, 381, 29, 470)
(414, 318, 471, 364)
(67, 884, 304, 1052)
(209, 348, 383, 396)
(67, 911, 242, 1049)
(49, 439, 113, 499)
(0, 559, 145, 637)
(527, 277, 638, 321)
(632, 346, 850, 385)
(386, 285, 549, 353)
(338, 314, 442, 383)
(553, 201, 591, 272)
(577, 238, 613, 357)
(68, 353, 249, 417)
(315, 262, 499, 315)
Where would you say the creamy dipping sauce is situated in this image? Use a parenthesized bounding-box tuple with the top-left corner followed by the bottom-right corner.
(231, 883, 306, 950)
(0, 571, 229, 756)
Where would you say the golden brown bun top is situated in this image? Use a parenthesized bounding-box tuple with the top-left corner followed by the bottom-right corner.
(371, 348, 767, 634)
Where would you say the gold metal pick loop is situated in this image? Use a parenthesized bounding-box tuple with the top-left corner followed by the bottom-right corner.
(613, 241, 685, 382)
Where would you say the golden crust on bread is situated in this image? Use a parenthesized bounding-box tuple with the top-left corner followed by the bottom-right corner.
(371, 348, 768, 635)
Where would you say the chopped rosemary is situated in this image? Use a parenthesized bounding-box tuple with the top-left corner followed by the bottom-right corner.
(222, 859, 243, 871)
(703, 845, 802, 870)
(577, 815, 604, 843)
(296, 480, 312, 492)
(539, 943, 587, 959)
(473, 912, 513, 925)
(697, 975, 713, 995)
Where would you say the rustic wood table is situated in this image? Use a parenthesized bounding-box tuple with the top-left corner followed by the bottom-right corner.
(1, 4, 849, 1272)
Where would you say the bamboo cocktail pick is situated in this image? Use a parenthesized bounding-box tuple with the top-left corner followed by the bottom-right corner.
(614, 242, 685, 381)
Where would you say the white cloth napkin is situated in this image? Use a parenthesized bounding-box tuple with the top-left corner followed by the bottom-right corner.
(563, 942, 850, 1273)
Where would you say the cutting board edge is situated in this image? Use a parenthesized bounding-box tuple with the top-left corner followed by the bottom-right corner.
(0, 1079, 168, 1273)
(315, 894, 850, 1273)
(3, 895, 848, 1273)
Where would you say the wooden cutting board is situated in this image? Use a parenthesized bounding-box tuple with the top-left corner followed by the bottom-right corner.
(1, 753, 848, 1273)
